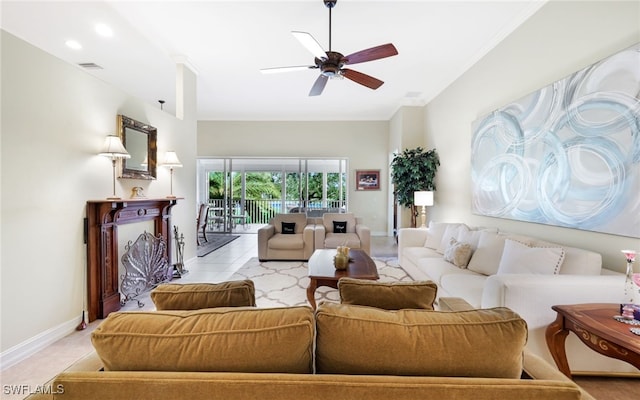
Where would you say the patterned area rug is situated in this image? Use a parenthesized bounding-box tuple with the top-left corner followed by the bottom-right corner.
(229, 257, 410, 308)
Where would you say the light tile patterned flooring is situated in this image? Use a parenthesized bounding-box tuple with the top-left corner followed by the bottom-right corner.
(0, 235, 397, 399)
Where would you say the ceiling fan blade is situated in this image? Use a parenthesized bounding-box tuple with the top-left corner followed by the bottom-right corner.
(342, 69, 384, 90)
(309, 75, 329, 96)
(292, 31, 327, 60)
(343, 43, 398, 65)
(260, 65, 316, 74)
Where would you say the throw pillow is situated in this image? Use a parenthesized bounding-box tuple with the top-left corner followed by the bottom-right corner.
(497, 239, 565, 275)
(443, 238, 473, 268)
(151, 280, 256, 310)
(333, 221, 347, 233)
(338, 278, 437, 310)
(281, 222, 296, 234)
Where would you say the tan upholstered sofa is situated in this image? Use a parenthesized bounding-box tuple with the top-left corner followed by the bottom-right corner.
(314, 212, 371, 255)
(29, 281, 592, 400)
(258, 213, 316, 261)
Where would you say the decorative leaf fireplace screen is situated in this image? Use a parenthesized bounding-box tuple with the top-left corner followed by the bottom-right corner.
(120, 231, 171, 307)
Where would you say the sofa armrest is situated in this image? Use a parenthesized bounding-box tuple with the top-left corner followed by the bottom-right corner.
(397, 228, 428, 266)
(481, 274, 625, 329)
(314, 224, 326, 250)
(397, 228, 428, 249)
(25, 352, 104, 400)
(257, 224, 275, 260)
(303, 224, 316, 259)
(355, 224, 371, 255)
(523, 350, 596, 400)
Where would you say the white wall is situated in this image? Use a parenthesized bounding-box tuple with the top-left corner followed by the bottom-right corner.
(197, 120, 390, 235)
(423, 0, 640, 271)
(389, 106, 426, 228)
(0, 31, 198, 362)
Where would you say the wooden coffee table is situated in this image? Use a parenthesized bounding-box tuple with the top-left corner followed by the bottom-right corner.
(545, 303, 640, 378)
(306, 249, 379, 309)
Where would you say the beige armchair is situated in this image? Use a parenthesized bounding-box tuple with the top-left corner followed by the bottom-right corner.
(258, 213, 316, 261)
(315, 213, 371, 255)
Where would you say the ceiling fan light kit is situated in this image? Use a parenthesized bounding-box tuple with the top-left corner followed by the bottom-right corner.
(261, 0, 398, 96)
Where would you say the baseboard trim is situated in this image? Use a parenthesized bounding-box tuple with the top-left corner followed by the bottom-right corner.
(0, 317, 79, 370)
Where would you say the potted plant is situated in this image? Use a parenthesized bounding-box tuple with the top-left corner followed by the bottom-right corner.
(390, 147, 440, 228)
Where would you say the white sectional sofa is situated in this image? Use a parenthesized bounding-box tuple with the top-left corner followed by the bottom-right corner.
(398, 222, 637, 375)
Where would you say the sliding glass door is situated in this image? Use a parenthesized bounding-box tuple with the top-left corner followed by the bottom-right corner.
(197, 157, 348, 231)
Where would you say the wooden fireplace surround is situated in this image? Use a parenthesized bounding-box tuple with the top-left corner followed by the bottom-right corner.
(85, 198, 180, 321)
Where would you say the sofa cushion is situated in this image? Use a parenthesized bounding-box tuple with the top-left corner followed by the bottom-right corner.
(424, 222, 461, 249)
(324, 232, 361, 249)
(437, 224, 468, 254)
(92, 307, 315, 373)
(338, 278, 437, 310)
(268, 233, 304, 250)
(151, 281, 256, 310)
(443, 238, 473, 268)
(531, 239, 602, 275)
(497, 239, 565, 275)
(271, 213, 308, 234)
(467, 231, 508, 276)
(404, 246, 441, 265)
(323, 213, 356, 233)
(417, 257, 479, 285)
(315, 303, 527, 378)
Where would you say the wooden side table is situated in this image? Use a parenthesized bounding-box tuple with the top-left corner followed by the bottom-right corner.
(545, 303, 640, 378)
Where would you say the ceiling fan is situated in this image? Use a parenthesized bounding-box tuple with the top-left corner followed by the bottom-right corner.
(261, 0, 398, 96)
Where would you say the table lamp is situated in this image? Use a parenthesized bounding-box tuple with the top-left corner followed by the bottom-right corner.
(414, 191, 434, 228)
(162, 151, 183, 198)
(99, 135, 130, 200)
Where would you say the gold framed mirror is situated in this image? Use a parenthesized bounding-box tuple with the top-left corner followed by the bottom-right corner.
(117, 115, 157, 180)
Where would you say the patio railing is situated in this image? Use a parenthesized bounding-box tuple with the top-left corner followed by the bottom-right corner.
(208, 199, 344, 225)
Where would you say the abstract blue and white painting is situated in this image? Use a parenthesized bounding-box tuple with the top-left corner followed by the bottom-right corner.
(471, 43, 640, 238)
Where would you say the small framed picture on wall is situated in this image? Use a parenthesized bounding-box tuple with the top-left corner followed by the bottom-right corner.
(356, 170, 380, 191)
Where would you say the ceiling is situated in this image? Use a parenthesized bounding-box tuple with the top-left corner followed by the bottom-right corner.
(1, 0, 546, 121)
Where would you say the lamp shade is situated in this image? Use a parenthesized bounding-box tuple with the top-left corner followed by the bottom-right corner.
(162, 151, 183, 168)
(414, 191, 434, 206)
(99, 135, 130, 159)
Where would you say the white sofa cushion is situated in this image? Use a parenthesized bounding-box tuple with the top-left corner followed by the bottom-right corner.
(416, 257, 478, 286)
(404, 246, 441, 265)
(467, 231, 508, 276)
(496, 239, 565, 275)
(455, 227, 483, 250)
(531, 239, 602, 275)
(424, 222, 464, 250)
(437, 224, 467, 254)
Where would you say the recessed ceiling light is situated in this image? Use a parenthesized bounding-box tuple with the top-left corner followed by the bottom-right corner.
(65, 40, 82, 50)
(95, 23, 113, 37)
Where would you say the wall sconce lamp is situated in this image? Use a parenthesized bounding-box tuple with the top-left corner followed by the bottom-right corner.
(162, 151, 183, 199)
(99, 135, 130, 200)
(414, 191, 434, 228)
